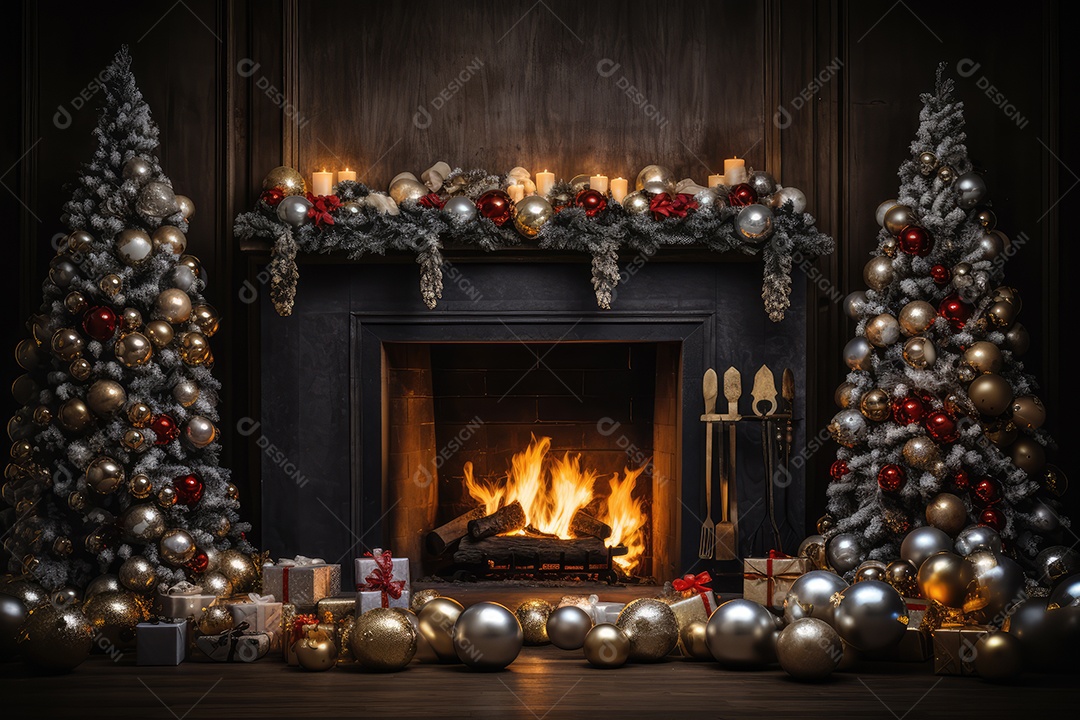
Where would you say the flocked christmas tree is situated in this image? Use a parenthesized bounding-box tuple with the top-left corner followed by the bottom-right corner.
(6, 47, 255, 595)
(824, 64, 1068, 575)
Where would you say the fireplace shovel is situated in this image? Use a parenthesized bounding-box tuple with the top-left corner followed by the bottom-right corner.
(698, 369, 718, 559)
(715, 367, 740, 560)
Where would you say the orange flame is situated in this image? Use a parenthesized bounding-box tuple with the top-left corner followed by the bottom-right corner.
(463, 435, 649, 573)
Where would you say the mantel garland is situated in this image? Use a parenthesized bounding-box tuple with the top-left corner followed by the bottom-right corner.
(234, 168, 835, 321)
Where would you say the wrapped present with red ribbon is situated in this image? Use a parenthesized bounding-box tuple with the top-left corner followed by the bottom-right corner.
(743, 550, 811, 610)
(355, 548, 411, 614)
(666, 571, 717, 632)
(262, 555, 341, 613)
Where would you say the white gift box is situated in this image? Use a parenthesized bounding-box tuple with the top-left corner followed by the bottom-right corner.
(354, 549, 410, 614)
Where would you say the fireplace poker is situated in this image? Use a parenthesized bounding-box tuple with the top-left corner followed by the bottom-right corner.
(752, 365, 784, 553)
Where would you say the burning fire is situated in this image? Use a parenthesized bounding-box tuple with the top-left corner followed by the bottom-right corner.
(463, 436, 649, 573)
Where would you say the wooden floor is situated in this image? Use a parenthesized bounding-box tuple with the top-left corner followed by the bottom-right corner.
(1, 645, 1073, 719)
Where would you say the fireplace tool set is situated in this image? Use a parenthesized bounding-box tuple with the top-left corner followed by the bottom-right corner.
(699, 365, 795, 561)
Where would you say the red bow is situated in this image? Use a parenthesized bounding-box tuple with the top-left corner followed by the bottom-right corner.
(768, 549, 791, 559)
(418, 193, 447, 209)
(362, 550, 406, 608)
(290, 613, 317, 645)
(649, 192, 698, 221)
(306, 192, 341, 227)
(672, 571, 712, 596)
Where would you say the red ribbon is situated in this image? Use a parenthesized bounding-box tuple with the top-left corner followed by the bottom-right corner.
(361, 550, 406, 608)
(418, 193, 447, 209)
(281, 566, 290, 604)
(649, 192, 698, 221)
(290, 613, 317, 646)
(766, 550, 791, 603)
(672, 571, 712, 596)
(768, 549, 791, 559)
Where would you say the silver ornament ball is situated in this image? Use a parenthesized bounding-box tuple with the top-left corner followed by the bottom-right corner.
(771, 186, 807, 214)
(137, 181, 180, 217)
(783, 570, 849, 625)
(705, 599, 777, 667)
(901, 526, 954, 569)
(956, 172, 988, 210)
(776, 618, 842, 681)
(443, 196, 477, 223)
(734, 203, 774, 243)
(545, 605, 593, 650)
(831, 580, 907, 652)
(826, 533, 865, 574)
(452, 601, 523, 671)
(277, 195, 313, 227)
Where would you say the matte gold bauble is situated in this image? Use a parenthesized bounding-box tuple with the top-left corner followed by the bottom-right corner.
(1010, 437, 1046, 475)
(64, 291, 88, 315)
(50, 327, 84, 361)
(865, 314, 901, 348)
(114, 332, 153, 367)
(967, 374, 1013, 417)
(16, 603, 93, 672)
(859, 388, 891, 422)
(679, 619, 712, 660)
(1010, 395, 1046, 430)
(902, 436, 941, 471)
(515, 599, 553, 645)
(86, 456, 124, 494)
(962, 341, 1003, 374)
(898, 300, 936, 336)
(119, 556, 158, 593)
(99, 274, 122, 297)
(262, 166, 307, 195)
(120, 307, 142, 331)
(154, 288, 192, 324)
(883, 205, 918, 235)
(925, 493, 968, 537)
(986, 301, 1016, 329)
(69, 358, 91, 381)
(179, 332, 210, 366)
(127, 403, 152, 427)
(159, 528, 196, 565)
(863, 256, 895, 291)
(58, 399, 93, 433)
(121, 428, 149, 452)
(902, 336, 936, 369)
(84, 591, 146, 650)
(172, 380, 200, 407)
(584, 622, 632, 667)
(197, 604, 234, 635)
(417, 597, 464, 662)
(114, 228, 154, 267)
(350, 607, 417, 671)
(87, 379, 127, 417)
(835, 381, 857, 408)
(129, 473, 153, 499)
(191, 304, 220, 337)
(152, 225, 187, 255)
(295, 628, 338, 671)
(144, 320, 174, 349)
(218, 549, 258, 593)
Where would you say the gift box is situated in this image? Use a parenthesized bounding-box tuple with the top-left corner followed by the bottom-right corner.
(155, 581, 217, 621)
(196, 626, 271, 663)
(262, 556, 341, 611)
(317, 596, 357, 664)
(904, 598, 931, 630)
(933, 624, 991, 675)
(667, 572, 717, 631)
(227, 593, 283, 652)
(355, 549, 410, 612)
(136, 620, 187, 666)
(743, 553, 811, 609)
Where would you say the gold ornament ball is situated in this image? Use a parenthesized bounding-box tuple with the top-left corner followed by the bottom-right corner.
(144, 320, 174, 349)
(296, 628, 337, 671)
(350, 608, 418, 671)
(1010, 395, 1046, 430)
(10, 440, 33, 462)
(64, 291, 88, 315)
(197, 604, 234, 635)
(84, 591, 146, 650)
(925, 493, 968, 537)
(679, 619, 712, 660)
(15, 338, 46, 370)
(173, 380, 201, 407)
(86, 380, 127, 417)
(880, 237, 898, 257)
(1005, 323, 1030, 355)
(65, 229, 95, 255)
(191, 304, 220, 337)
(985, 300, 1016, 329)
(865, 314, 900, 348)
(902, 336, 936, 369)
(885, 560, 920, 598)
(974, 631, 1023, 682)
(86, 456, 125, 494)
(417, 597, 464, 662)
(121, 307, 143, 331)
(992, 285, 1021, 310)
(584, 622, 631, 668)
(155, 288, 192, 324)
(883, 204, 918, 236)
(30, 313, 56, 346)
(983, 419, 1018, 448)
(898, 301, 936, 336)
(218, 549, 258, 593)
(69, 358, 91, 381)
(902, 436, 941, 471)
(863, 256, 895, 291)
(263, 166, 307, 195)
(963, 341, 1003, 374)
(975, 208, 997, 230)
(515, 599, 554, 645)
(152, 225, 187, 255)
(201, 571, 233, 598)
(122, 428, 148, 452)
(512, 195, 553, 239)
(859, 388, 891, 422)
(119, 503, 166, 541)
(67, 490, 88, 512)
(835, 381, 857, 409)
(179, 332, 210, 366)
(615, 598, 679, 662)
(114, 332, 153, 367)
(99, 274, 123, 297)
(175, 194, 196, 220)
(183, 416, 216, 448)
(118, 556, 158, 593)
(635, 164, 676, 193)
(16, 603, 93, 672)
(1010, 437, 1046, 476)
(451, 601, 523, 670)
(11, 374, 40, 405)
(157, 485, 178, 507)
(158, 528, 197, 565)
(114, 228, 154, 267)
(776, 617, 843, 681)
(127, 402, 152, 427)
(178, 254, 203, 279)
(50, 327, 84, 361)
(410, 588, 441, 613)
(853, 560, 888, 583)
(224, 483, 239, 501)
(937, 165, 957, 183)
(32, 405, 52, 425)
(967, 374, 1013, 417)
(3, 580, 48, 609)
(917, 552, 975, 608)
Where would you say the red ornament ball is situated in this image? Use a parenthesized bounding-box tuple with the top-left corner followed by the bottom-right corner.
(878, 464, 907, 492)
(575, 189, 608, 217)
(938, 293, 974, 330)
(979, 507, 1005, 532)
(82, 306, 118, 341)
(727, 183, 758, 207)
(930, 264, 951, 285)
(924, 411, 959, 444)
(260, 188, 285, 207)
(150, 414, 180, 445)
(475, 190, 513, 226)
(174, 474, 204, 506)
(186, 551, 209, 574)
(954, 468, 971, 491)
(973, 477, 1002, 506)
(892, 396, 927, 426)
(897, 225, 934, 256)
(830, 460, 850, 480)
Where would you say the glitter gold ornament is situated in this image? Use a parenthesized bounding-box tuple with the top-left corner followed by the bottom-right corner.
(925, 493, 968, 537)
(197, 604, 234, 635)
(218, 549, 258, 593)
(263, 166, 307, 195)
(118, 556, 157, 593)
(902, 436, 941, 472)
(83, 591, 146, 650)
(410, 588, 440, 613)
(515, 599, 553, 645)
(200, 572, 233, 598)
(350, 607, 418, 671)
(615, 598, 678, 662)
(16, 603, 93, 672)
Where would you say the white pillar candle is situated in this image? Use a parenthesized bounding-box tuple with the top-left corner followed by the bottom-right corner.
(610, 177, 628, 203)
(336, 168, 356, 184)
(536, 170, 556, 196)
(589, 174, 609, 194)
(312, 170, 334, 196)
(724, 158, 747, 186)
(708, 174, 725, 188)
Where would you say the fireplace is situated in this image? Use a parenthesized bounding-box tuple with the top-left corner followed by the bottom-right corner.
(382, 341, 680, 581)
(255, 255, 808, 590)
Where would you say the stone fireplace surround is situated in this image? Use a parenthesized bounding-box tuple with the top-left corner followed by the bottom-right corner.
(257, 251, 807, 590)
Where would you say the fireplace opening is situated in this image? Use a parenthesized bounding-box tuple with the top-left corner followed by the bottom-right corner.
(382, 341, 681, 583)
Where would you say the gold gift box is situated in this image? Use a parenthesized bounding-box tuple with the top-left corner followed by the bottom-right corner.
(932, 624, 991, 675)
(316, 596, 357, 664)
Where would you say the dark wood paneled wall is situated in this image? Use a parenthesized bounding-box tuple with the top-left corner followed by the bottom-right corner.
(6, 0, 1076, 543)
